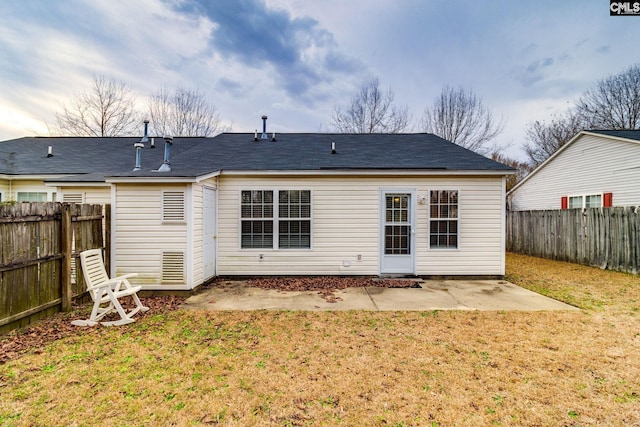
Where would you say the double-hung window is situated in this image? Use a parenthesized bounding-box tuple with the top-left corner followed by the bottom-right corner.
(562, 193, 612, 209)
(241, 189, 311, 249)
(241, 190, 274, 248)
(278, 190, 311, 249)
(429, 190, 459, 249)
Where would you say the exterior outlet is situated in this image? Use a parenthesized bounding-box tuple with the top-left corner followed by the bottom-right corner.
(357, 254, 362, 261)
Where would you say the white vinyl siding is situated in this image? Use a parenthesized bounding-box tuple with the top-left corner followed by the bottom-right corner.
(217, 175, 504, 276)
(60, 186, 111, 205)
(114, 184, 189, 288)
(509, 134, 640, 211)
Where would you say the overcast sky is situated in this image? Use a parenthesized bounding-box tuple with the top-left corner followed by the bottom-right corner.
(1, 0, 638, 160)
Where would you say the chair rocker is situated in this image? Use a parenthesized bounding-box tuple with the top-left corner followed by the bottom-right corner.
(71, 249, 149, 327)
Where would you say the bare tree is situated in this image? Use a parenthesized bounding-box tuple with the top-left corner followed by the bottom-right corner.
(489, 150, 533, 192)
(576, 64, 640, 130)
(53, 75, 139, 137)
(522, 111, 587, 166)
(148, 87, 222, 137)
(331, 78, 411, 133)
(420, 86, 504, 154)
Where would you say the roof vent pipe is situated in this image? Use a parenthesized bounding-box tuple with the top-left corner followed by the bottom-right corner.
(331, 142, 336, 154)
(150, 137, 155, 148)
(157, 136, 173, 172)
(271, 132, 276, 142)
(133, 142, 144, 171)
(47, 146, 53, 157)
(261, 115, 268, 139)
(140, 119, 150, 144)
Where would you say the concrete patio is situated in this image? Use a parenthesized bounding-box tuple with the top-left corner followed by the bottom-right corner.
(181, 279, 579, 311)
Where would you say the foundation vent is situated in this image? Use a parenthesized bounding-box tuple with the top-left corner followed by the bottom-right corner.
(162, 251, 185, 283)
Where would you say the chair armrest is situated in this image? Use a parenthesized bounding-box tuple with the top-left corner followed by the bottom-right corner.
(108, 273, 139, 291)
(86, 281, 112, 293)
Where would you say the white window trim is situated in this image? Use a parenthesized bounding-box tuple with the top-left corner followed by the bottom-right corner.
(427, 189, 461, 251)
(16, 191, 51, 202)
(568, 193, 604, 209)
(239, 188, 313, 251)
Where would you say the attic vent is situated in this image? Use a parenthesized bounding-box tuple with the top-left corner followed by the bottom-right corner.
(162, 251, 185, 283)
(163, 191, 185, 221)
(63, 193, 84, 203)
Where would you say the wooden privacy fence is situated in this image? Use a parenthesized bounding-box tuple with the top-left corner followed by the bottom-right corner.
(0, 202, 109, 333)
(507, 207, 640, 274)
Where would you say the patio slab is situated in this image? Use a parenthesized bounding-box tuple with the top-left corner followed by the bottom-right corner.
(181, 280, 579, 311)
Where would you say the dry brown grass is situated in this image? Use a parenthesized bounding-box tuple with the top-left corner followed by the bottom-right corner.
(1, 253, 640, 426)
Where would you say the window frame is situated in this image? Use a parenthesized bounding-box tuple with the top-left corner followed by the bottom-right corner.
(239, 189, 312, 250)
(240, 189, 275, 249)
(428, 189, 460, 250)
(16, 192, 49, 202)
(568, 193, 604, 209)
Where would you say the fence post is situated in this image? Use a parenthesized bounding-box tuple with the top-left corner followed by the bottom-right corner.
(61, 204, 72, 311)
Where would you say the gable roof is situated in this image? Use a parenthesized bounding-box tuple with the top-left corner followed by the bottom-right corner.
(0, 133, 513, 183)
(508, 129, 640, 195)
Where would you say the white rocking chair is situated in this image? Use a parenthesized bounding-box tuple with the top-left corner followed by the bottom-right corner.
(71, 249, 149, 327)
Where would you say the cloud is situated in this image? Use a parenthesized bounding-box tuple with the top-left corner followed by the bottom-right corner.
(595, 45, 611, 54)
(173, 0, 362, 100)
(516, 57, 555, 87)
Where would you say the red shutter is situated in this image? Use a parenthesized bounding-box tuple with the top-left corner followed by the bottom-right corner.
(603, 193, 613, 207)
(561, 196, 568, 209)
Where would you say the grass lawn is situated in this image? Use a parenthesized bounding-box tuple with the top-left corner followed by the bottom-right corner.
(1, 253, 640, 426)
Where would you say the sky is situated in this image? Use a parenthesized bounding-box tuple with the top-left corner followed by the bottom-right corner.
(0, 0, 638, 161)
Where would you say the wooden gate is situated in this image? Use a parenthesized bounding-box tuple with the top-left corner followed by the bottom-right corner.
(0, 203, 109, 333)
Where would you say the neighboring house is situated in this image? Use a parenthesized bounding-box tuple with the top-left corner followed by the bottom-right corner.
(0, 121, 514, 290)
(508, 130, 640, 211)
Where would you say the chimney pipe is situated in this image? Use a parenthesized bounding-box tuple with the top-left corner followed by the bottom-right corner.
(261, 115, 268, 139)
(133, 142, 144, 171)
(140, 119, 149, 144)
(157, 136, 173, 172)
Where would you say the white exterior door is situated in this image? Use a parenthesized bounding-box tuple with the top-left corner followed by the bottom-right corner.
(380, 190, 415, 274)
(203, 186, 217, 280)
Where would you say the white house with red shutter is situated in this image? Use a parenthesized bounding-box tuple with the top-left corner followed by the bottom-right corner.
(508, 130, 640, 211)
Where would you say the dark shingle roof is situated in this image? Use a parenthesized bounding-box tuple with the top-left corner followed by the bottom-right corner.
(0, 133, 513, 182)
(587, 130, 640, 141)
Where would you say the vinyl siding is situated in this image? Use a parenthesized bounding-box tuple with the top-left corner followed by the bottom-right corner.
(6, 180, 57, 201)
(217, 174, 505, 276)
(191, 182, 205, 287)
(510, 134, 640, 210)
(59, 186, 111, 204)
(0, 180, 7, 201)
(114, 183, 189, 287)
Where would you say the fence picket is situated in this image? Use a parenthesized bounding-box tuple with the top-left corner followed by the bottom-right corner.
(507, 207, 640, 275)
(0, 202, 108, 333)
